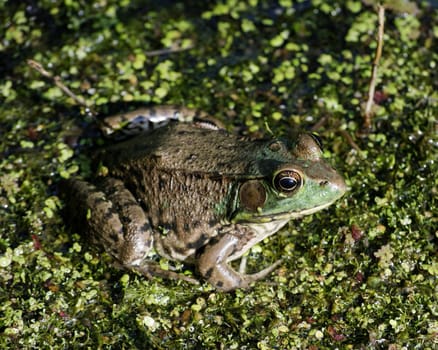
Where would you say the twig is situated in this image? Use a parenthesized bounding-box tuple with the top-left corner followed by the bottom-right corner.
(339, 129, 362, 152)
(362, 4, 385, 132)
(27, 59, 96, 115)
(144, 44, 194, 57)
(310, 115, 329, 132)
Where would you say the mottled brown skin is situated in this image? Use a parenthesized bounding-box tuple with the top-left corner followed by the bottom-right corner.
(64, 116, 346, 291)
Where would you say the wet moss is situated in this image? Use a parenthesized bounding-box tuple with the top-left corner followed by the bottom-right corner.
(1, 0, 437, 348)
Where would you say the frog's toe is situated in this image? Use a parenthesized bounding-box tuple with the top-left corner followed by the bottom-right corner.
(202, 260, 282, 292)
(244, 259, 283, 282)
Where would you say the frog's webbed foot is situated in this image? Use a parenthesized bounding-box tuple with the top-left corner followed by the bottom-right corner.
(198, 235, 282, 292)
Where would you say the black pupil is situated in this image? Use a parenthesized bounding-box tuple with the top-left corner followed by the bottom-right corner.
(279, 176, 297, 190)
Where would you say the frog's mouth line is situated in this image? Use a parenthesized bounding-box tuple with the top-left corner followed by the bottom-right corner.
(260, 200, 338, 221)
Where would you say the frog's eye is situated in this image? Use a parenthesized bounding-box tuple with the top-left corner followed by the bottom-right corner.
(273, 170, 302, 194)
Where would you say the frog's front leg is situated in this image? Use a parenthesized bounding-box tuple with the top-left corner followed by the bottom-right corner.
(198, 229, 282, 291)
(63, 177, 199, 284)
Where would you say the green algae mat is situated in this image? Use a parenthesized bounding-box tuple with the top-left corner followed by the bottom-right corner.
(1, 1, 437, 348)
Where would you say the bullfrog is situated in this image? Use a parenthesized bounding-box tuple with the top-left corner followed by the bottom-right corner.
(63, 107, 346, 291)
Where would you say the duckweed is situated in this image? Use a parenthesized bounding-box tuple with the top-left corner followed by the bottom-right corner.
(1, 0, 437, 348)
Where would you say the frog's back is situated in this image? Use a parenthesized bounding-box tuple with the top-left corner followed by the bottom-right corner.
(99, 123, 268, 178)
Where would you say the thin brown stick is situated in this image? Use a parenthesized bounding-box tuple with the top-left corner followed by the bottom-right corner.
(339, 129, 362, 152)
(363, 4, 385, 131)
(27, 59, 95, 114)
(310, 114, 329, 132)
(144, 44, 194, 57)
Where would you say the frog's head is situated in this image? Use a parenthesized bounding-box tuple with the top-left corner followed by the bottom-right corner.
(232, 133, 347, 224)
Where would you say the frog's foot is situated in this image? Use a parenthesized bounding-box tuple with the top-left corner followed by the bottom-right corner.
(130, 263, 200, 285)
(100, 106, 223, 139)
(198, 235, 282, 292)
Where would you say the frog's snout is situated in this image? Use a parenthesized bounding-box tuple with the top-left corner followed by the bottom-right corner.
(329, 174, 347, 198)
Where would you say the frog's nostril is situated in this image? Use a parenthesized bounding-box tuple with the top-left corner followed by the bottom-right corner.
(320, 180, 329, 186)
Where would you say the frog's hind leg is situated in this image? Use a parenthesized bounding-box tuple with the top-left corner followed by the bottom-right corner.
(100, 105, 224, 139)
(62, 177, 153, 263)
(62, 177, 200, 286)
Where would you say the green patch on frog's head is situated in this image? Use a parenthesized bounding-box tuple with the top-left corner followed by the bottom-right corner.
(232, 161, 346, 223)
(232, 133, 346, 224)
